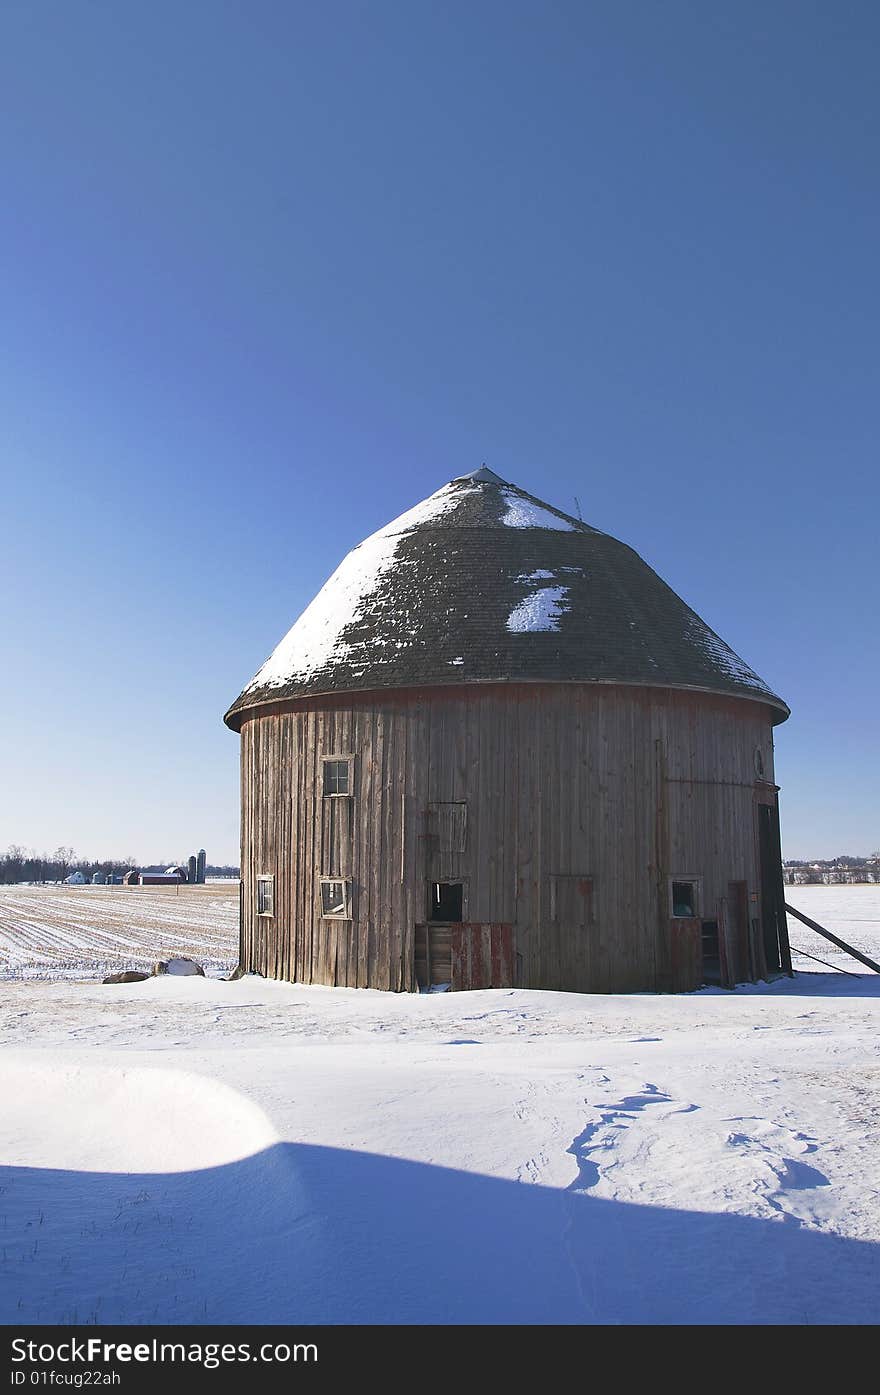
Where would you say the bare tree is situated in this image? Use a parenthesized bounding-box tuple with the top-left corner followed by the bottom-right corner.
(53, 846, 76, 882)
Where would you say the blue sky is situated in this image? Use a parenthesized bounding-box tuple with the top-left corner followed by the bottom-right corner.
(1, 1, 876, 864)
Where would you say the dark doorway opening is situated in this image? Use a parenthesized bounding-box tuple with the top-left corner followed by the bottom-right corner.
(758, 803, 791, 974)
(701, 920, 721, 984)
(429, 882, 463, 922)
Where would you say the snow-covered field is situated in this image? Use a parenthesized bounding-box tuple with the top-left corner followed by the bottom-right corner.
(784, 883, 880, 972)
(1, 885, 878, 1325)
(0, 883, 238, 981)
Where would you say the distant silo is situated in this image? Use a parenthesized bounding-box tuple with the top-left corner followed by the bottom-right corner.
(197, 849, 206, 885)
(188, 854, 197, 885)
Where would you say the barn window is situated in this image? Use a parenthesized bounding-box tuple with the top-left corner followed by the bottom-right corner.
(427, 802, 468, 853)
(549, 875, 594, 926)
(320, 878, 352, 919)
(323, 756, 353, 797)
(257, 875, 274, 917)
(670, 878, 701, 918)
(429, 881, 464, 923)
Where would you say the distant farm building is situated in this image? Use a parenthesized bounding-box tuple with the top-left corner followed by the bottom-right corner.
(225, 468, 792, 994)
(139, 871, 183, 886)
(91, 871, 106, 885)
(123, 870, 139, 885)
(181, 850, 207, 884)
(63, 871, 87, 886)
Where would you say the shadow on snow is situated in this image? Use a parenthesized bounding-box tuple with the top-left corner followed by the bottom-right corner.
(3, 1142, 878, 1325)
(713, 971, 880, 1000)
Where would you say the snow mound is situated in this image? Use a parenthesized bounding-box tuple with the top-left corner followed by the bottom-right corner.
(1, 1056, 278, 1174)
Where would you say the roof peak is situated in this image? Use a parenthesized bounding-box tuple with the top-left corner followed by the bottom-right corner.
(452, 465, 507, 485)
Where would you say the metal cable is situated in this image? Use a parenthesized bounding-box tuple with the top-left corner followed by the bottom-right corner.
(789, 944, 861, 978)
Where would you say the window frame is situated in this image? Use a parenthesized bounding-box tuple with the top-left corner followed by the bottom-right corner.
(548, 874, 595, 926)
(320, 877, 353, 920)
(669, 876, 702, 919)
(322, 754, 355, 798)
(256, 873, 275, 918)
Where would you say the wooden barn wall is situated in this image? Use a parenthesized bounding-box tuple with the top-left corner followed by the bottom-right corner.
(238, 684, 779, 992)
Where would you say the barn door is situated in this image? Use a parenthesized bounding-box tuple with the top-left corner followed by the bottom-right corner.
(544, 875, 594, 990)
(451, 924, 515, 990)
(415, 923, 453, 990)
(727, 881, 750, 984)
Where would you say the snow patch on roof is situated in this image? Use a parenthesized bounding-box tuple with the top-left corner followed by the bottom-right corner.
(372, 480, 475, 540)
(507, 585, 570, 633)
(500, 488, 576, 531)
(683, 615, 772, 693)
(243, 482, 480, 693)
(244, 533, 401, 691)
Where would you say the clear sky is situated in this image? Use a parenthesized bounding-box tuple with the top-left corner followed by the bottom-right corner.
(1, 1, 877, 864)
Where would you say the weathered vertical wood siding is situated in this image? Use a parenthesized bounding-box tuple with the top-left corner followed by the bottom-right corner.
(238, 682, 782, 992)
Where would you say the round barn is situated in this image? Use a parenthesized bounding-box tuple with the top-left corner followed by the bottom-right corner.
(224, 468, 791, 993)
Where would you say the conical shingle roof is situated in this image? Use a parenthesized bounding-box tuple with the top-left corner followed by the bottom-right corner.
(224, 469, 788, 728)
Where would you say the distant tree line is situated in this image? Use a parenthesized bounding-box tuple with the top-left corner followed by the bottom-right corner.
(1, 845, 239, 885)
(783, 854, 880, 885)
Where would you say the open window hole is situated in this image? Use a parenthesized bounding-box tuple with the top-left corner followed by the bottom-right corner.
(429, 882, 463, 923)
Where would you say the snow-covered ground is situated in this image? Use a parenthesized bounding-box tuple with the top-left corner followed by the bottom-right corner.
(1, 883, 879, 1325)
(0, 883, 238, 981)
